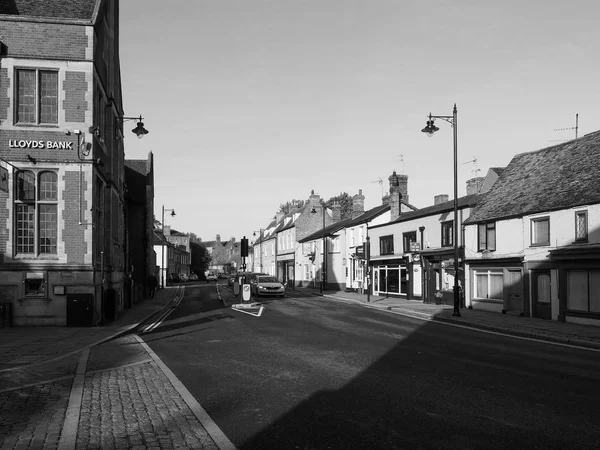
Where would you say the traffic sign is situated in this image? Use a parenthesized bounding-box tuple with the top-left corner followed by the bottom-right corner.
(242, 284, 251, 302)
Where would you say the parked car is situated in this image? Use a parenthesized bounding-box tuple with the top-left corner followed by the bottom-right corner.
(249, 274, 285, 298)
(179, 273, 189, 282)
(168, 273, 180, 283)
(189, 273, 198, 281)
(218, 272, 228, 279)
(206, 272, 218, 282)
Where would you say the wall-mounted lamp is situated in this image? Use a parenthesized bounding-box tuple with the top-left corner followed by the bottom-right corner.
(119, 115, 149, 139)
(26, 154, 37, 164)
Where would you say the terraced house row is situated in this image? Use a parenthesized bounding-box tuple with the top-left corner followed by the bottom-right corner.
(249, 132, 600, 327)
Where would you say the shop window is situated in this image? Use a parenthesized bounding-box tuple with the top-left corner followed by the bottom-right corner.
(14, 170, 58, 256)
(403, 231, 417, 253)
(380, 235, 394, 255)
(473, 269, 503, 300)
(531, 217, 550, 246)
(575, 211, 588, 242)
(478, 222, 496, 251)
(441, 221, 453, 247)
(16, 69, 58, 125)
(567, 270, 600, 313)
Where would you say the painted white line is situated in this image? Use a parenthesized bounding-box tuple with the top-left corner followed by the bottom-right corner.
(58, 348, 89, 450)
(133, 335, 237, 450)
(141, 286, 185, 333)
(231, 306, 264, 317)
(319, 295, 600, 353)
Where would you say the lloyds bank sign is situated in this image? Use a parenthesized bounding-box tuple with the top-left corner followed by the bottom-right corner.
(8, 139, 73, 150)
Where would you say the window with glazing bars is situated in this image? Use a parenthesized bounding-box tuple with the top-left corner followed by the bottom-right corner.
(16, 69, 58, 124)
(14, 170, 57, 255)
(575, 211, 588, 242)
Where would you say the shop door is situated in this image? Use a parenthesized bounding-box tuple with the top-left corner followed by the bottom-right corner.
(506, 270, 523, 312)
(287, 264, 294, 288)
(377, 268, 387, 294)
(532, 270, 551, 320)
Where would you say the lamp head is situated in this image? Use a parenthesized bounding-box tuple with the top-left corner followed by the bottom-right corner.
(132, 121, 149, 139)
(170, 210, 176, 217)
(311, 206, 317, 214)
(421, 118, 439, 137)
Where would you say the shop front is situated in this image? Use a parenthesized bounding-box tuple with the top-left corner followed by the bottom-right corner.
(370, 256, 413, 298)
(421, 248, 464, 305)
(276, 253, 295, 287)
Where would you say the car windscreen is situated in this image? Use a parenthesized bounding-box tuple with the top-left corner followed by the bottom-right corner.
(258, 276, 279, 283)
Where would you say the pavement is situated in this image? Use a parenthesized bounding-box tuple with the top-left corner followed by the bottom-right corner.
(292, 285, 600, 350)
(1, 282, 599, 450)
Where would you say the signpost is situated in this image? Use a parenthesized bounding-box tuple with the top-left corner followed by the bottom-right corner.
(231, 236, 264, 317)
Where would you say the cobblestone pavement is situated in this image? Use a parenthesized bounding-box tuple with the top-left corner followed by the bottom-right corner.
(0, 378, 70, 450)
(0, 334, 228, 450)
(77, 335, 220, 450)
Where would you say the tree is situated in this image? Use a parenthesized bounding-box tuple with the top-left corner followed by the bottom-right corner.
(325, 192, 353, 220)
(190, 241, 211, 278)
(278, 199, 306, 214)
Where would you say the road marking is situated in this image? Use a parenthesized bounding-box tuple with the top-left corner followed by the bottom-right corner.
(134, 335, 237, 450)
(140, 285, 185, 333)
(231, 305, 264, 317)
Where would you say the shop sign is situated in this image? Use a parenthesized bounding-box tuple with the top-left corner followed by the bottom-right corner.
(410, 242, 421, 252)
(356, 245, 364, 259)
(8, 139, 73, 150)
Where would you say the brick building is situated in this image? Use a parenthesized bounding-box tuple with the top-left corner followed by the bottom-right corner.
(0, 1, 148, 325)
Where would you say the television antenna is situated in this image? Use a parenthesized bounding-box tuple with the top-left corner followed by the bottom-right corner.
(549, 113, 579, 143)
(461, 157, 481, 177)
(370, 177, 384, 198)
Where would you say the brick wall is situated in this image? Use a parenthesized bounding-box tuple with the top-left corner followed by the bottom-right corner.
(0, 68, 8, 121)
(64, 72, 88, 122)
(0, 20, 89, 60)
(63, 170, 88, 264)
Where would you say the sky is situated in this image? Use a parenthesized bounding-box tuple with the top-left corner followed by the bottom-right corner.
(118, 0, 600, 243)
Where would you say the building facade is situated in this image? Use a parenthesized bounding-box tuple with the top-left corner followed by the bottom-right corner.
(464, 132, 600, 326)
(0, 1, 144, 325)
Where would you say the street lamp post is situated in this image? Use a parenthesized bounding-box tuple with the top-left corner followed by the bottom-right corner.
(161, 205, 176, 289)
(421, 104, 461, 317)
(311, 202, 326, 293)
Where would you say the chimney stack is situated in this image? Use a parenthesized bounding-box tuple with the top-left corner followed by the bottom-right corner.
(396, 173, 409, 204)
(352, 189, 365, 219)
(434, 194, 449, 205)
(389, 171, 402, 220)
(216, 234, 221, 243)
(331, 204, 341, 222)
(466, 177, 485, 195)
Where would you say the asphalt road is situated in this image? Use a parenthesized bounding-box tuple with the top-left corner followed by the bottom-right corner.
(139, 282, 600, 450)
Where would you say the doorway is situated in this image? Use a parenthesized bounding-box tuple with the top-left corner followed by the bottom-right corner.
(532, 270, 552, 320)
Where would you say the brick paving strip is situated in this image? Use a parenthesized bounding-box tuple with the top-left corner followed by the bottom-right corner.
(0, 334, 237, 450)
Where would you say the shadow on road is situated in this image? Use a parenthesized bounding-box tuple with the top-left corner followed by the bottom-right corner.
(236, 310, 600, 450)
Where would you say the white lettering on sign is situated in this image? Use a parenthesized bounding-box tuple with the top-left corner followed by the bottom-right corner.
(8, 140, 73, 150)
